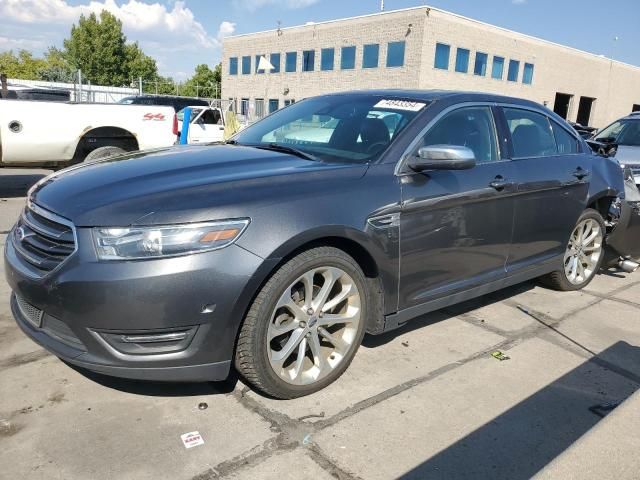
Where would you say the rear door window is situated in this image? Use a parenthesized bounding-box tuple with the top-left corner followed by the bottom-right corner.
(504, 108, 557, 158)
(551, 121, 579, 154)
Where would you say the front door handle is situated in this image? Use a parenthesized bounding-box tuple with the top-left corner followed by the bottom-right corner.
(489, 176, 513, 191)
(573, 168, 590, 180)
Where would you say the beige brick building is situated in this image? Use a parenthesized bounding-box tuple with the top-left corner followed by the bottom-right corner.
(222, 5, 640, 128)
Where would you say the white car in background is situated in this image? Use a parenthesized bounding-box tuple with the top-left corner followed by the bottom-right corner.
(176, 106, 227, 144)
(0, 99, 176, 166)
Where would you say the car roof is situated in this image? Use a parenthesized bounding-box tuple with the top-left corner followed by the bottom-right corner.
(325, 89, 545, 109)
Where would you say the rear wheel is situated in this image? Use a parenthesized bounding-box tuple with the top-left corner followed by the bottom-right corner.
(541, 208, 605, 291)
(84, 146, 126, 162)
(235, 247, 368, 399)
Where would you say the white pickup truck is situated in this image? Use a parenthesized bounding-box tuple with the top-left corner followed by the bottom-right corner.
(0, 99, 177, 167)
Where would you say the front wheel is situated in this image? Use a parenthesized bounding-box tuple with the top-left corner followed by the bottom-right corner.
(540, 208, 605, 291)
(235, 247, 368, 399)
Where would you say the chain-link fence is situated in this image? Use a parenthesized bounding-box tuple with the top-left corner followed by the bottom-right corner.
(4, 71, 223, 104)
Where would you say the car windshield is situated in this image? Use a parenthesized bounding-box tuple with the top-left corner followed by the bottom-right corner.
(232, 95, 429, 163)
(596, 119, 640, 146)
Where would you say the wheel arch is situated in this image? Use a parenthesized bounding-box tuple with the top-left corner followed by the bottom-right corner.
(230, 228, 388, 350)
(72, 126, 139, 163)
(586, 190, 618, 219)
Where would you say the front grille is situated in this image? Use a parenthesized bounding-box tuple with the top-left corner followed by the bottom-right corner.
(12, 205, 76, 276)
(15, 294, 44, 328)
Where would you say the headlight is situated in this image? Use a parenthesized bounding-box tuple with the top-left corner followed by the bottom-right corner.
(93, 219, 250, 260)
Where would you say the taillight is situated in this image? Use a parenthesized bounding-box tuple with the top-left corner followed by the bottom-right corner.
(172, 114, 179, 136)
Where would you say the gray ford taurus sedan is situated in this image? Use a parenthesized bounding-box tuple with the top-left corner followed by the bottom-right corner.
(5, 90, 626, 398)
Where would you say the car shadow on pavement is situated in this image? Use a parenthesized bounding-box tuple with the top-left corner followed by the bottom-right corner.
(0, 174, 47, 198)
(398, 341, 640, 480)
(64, 362, 240, 397)
(362, 281, 535, 348)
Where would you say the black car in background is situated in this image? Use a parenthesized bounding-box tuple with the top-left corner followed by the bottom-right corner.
(5, 90, 628, 398)
(118, 95, 209, 112)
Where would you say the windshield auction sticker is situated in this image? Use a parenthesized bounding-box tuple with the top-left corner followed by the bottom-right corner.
(374, 99, 426, 112)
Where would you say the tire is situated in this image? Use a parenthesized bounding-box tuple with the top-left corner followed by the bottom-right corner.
(540, 208, 606, 291)
(235, 247, 369, 399)
(84, 146, 127, 163)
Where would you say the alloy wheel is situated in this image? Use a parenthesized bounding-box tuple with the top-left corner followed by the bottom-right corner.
(267, 266, 361, 385)
(564, 218, 603, 285)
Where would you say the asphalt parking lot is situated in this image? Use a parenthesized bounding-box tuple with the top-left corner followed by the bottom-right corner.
(1, 167, 639, 479)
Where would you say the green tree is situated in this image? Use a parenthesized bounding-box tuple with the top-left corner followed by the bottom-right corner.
(63, 11, 128, 86)
(38, 47, 75, 82)
(142, 74, 177, 95)
(182, 63, 221, 98)
(125, 42, 158, 84)
(0, 50, 45, 79)
(0, 51, 21, 78)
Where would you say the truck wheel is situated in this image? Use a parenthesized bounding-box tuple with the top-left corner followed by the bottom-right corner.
(84, 146, 127, 163)
(540, 209, 605, 291)
(235, 247, 369, 399)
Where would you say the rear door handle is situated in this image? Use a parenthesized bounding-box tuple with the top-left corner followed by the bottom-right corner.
(573, 168, 590, 180)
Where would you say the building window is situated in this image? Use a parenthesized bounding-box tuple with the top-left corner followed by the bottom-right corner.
(270, 53, 281, 73)
(523, 63, 534, 85)
(241, 56, 251, 75)
(229, 57, 238, 75)
(341, 46, 356, 70)
(455, 48, 470, 73)
(387, 41, 405, 67)
(474, 52, 488, 76)
(507, 60, 520, 82)
(255, 55, 265, 74)
(321, 48, 335, 71)
(302, 50, 315, 72)
(434, 43, 450, 70)
(285, 52, 297, 72)
(491, 56, 504, 80)
(240, 98, 249, 116)
(284, 99, 295, 107)
(255, 98, 265, 118)
(363, 44, 379, 68)
(268, 99, 279, 114)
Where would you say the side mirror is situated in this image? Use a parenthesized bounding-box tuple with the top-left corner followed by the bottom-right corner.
(407, 145, 476, 172)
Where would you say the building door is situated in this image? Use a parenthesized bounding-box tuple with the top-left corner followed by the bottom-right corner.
(576, 97, 596, 126)
(553, 93, 573, 120)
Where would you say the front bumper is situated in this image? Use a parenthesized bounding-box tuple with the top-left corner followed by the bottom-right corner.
(5, 225, 267, 382)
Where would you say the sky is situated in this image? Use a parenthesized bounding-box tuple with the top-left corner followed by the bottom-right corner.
(0, 0, 639, 80)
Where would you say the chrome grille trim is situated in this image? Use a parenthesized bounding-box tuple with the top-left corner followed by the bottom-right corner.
(11, 203, 78, 278)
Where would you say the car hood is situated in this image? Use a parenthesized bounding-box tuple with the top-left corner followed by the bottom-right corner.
(614, 145, 640, 165)
(30, 145, 367, 226)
